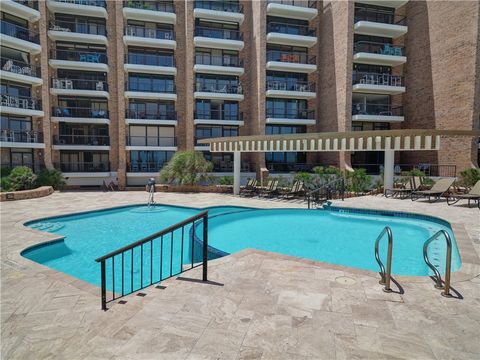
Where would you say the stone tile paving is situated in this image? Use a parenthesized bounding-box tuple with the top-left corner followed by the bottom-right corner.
(1, 191, 479, 359)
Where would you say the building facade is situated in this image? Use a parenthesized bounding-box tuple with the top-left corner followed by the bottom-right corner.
(1, 0, 478, 188)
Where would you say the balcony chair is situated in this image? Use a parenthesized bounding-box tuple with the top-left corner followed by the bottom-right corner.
(2, 60, 13, 71)
(65, 80, 73, 89)
(96, 81, 104, 91)
(22, 66, 32, 76)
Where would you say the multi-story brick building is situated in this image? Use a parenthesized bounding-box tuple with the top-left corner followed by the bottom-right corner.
(1, 0, 478, 189)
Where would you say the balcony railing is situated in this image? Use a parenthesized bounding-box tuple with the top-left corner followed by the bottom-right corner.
(49, 19, 106, 36)
(125, 53, 175, 67)
(1, 93, 42, 110)
(127, 162, 168, 172)
(267, 21, 315, 36)
(266, 50, 315, 64)
(208, 160, 254, 172)
(352, 103, 403, 117)
(55, 161, 110, 172)
(195, 82, 243, 94)
(0, 129, 43, 143)
(125, 25, 175, 40)
(51, 49, 107, 64)
(13, 0, 39, 10)
(266, 109, 314, 119)
(126, 136, 177, 147)
(54, 134, 110, 146)
(51, 0, 106, 7)
(0, 21, 39, 43)
(195, 110, 243, 121)
(354, 6, 406, 25)
(352, 72, 404, 87)
(123, 0, 175, 13)
(266, 80, 315, 92)
(267, 0, 317, 8)
(126, 109, 176, 120)
(52, 106, 109, 118)
(194, 0, 243, 13)
(1, 57, 41, 77)
(52, 78, 108, 91)
(195, 27, 243, 41)
(352, 164, 457, 177)
(125, 81, 175, 93)
(353, 41, 404, 56)
(195, 54, 242, 67)
(266, 162, 313, 173)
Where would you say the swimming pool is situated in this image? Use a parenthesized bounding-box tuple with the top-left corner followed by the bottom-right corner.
(22, 204, 461, 289)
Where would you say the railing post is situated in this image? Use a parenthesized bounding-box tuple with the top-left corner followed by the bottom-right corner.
(202, 214, 208, 282)
(100, 260, 107, 311)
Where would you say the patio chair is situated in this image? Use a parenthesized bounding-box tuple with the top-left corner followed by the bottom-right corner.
(261, 179, 279, 197)
(240, 179, 258, 197)
(281, 181, 304, 199)
(446, 180, 480, 208)
(384, 176, 423, 199)
(411, 178, 455, 203)
(2, 60, 13, 71)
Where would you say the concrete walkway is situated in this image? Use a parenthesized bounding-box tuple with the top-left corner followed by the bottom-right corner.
(1, 191, 479, 359)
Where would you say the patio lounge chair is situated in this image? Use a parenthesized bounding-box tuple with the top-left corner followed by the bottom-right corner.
(411, 178, 455, 203)
(446, 180, 480, 208)
(282, 181, 304, 199)
(384, 176, 423, 199)
(260, 179, 279, 197)
(240, 179, 258, 196)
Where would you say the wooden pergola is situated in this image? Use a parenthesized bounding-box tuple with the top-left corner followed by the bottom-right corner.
(198, 129, 480, 195)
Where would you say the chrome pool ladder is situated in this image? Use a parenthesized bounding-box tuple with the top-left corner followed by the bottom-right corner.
(423, 230, 452, 297)
(374, 226, 393, 292)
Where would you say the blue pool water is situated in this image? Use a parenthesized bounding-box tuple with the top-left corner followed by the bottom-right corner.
(22, 205, 461, 290)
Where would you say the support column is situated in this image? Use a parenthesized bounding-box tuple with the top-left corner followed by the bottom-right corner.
(233, 151, 241, 195)
(384, 150, 395, 193)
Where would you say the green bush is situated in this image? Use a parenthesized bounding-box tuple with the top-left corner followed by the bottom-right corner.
(1, 167, 13, 178)
(160, 151, 213, 185)
(1, 177, 12, 192)
(459, 168, 480, 188)
(346, 168, 371, 193)
(36, 169, 66, 190)
(217, 176, 233, 185)
(7, 166, 37, 191)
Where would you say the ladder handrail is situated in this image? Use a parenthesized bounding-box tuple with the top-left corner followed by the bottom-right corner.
(423, 229, 452, 297)
(374, 226, 393, 292)
(307, 177, 345, 209)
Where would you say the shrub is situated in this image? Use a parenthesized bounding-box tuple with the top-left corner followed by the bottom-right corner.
(36, 169, 66, 190)
(459, 168, 480, 188)
(7, 166, 37, 191)
(160, 151, 213, 185)
(217, 176, 233, 185)
(346, 168, 371, 193)
(1, 177, 12, 192)
(1, 167, 13, 178)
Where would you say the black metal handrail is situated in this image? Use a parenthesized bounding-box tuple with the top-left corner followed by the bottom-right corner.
(127, 162, 168, 172)
(266, 50, 315, 64)
(267, 0, 317, 8)
(124, 25, 175, 40)
(125, 52, 175, 67)
(95, 210, 209, 310)
(352, 72, 404, 87)
(195, 53, 243, 67)
(51, 49, 107, 64)
(126, 136, 177, 147)
(195, 82, 243, 94)
(195, 0, 243, 13)
(126, 109, 176, 120)
(195, 109, 243, 121)
(306, 177, 345, 209)
(125, 81, 176, 93)
(353, 41, 404, 56)
(123, 0, 175, 13)
(352, 103, 403, 117)
(267, 21, 316, 36)
(374, 226, 393, 292)
(52, 78, 108, 91)
(1, 93, 42, 110)
(0, 129, 43, 143)
(49, 19, 106, 36)
(0, 57, 41, 77)
(266, 109, 314, 119)
(54, 161, 110, 172)
(54, 134, 110, 146)
(0, 20, 39, 43)
(354, 6, 406, 25)
(266, 80, 315, 92)
(423, 230, 452, 297)
(51, 0, 106, 7)
(52, 106, 109, 118)
(195, 26, 243, 41)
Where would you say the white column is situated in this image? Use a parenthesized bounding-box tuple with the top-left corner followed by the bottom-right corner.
(383, 150, 394, 193)
(233, 151, 241, 195)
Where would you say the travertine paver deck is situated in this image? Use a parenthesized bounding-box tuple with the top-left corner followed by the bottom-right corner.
(1, 191, 479, 359)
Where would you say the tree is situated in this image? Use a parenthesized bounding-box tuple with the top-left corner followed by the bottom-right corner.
(160, 151, 213, 185)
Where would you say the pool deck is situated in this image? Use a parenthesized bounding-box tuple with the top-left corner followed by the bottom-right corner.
(1, 191, 479, 359)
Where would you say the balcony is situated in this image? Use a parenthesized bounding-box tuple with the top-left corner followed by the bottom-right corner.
(266, 162, 314, 173)
(0, 129, 45, 149)
(126, 135, 177, 150)
(52, 106, 109, 124)
(55, 161, 110, 173)
(49, 49, 108, 72)
(123, 25, 176, 50)
(353, 41, 406, 66)
(265, 80, 316, 99)
(1, 0, 41, 21)
(266, 50, 316, 73)
(124, 81, 176, 101)
(266, 22, 317, 48)
(51, 78, 109, 97)
(194, 54, 244, 76)
(48, 19, 107, 45)
(266, 1, 318, 21)
(0, 57, 42, 86)
(194, 27, 244, 51)
(46, 0, 107, 19)
(123, 1, 176, 24)
(194, 1, 244, 24)
(194, 110, 244, 126)
(352, 72, 405, 94)
(0, 93, 43, 117)
(124, 53, 176, 76)
(266, 109, 315, 125)
(354, 6, 407, 38)
(127, 162, 167, 173)
(352, 103, 404, 123)
(125, 109, 177, 126)
(0, 21, 41, 54)
(53, 134, 110, 151)
(194, 82, 244, 101)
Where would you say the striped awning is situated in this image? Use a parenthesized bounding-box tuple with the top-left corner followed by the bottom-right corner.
(197, 129, 480, 153)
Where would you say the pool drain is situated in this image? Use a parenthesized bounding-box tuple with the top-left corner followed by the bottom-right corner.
(335, 276, 356, 285)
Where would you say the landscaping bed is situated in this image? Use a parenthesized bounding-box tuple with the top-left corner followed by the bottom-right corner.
(0, 186, 54, 202)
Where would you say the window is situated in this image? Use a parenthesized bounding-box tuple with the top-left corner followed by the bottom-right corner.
(128, 125, 175, 146)
(1, 115, 31, 130)
(128, 74, 175, 93)
(266, 99, 307, 118)
(195, 125, 238, 143)
(129, 150, 174, 171)
(127, 100, 175, 119)
(10, 148, 33, 167)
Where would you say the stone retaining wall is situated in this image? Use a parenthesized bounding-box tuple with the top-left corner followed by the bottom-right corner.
(153, 184, 232, 194)
(0, 186, 54, 202)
